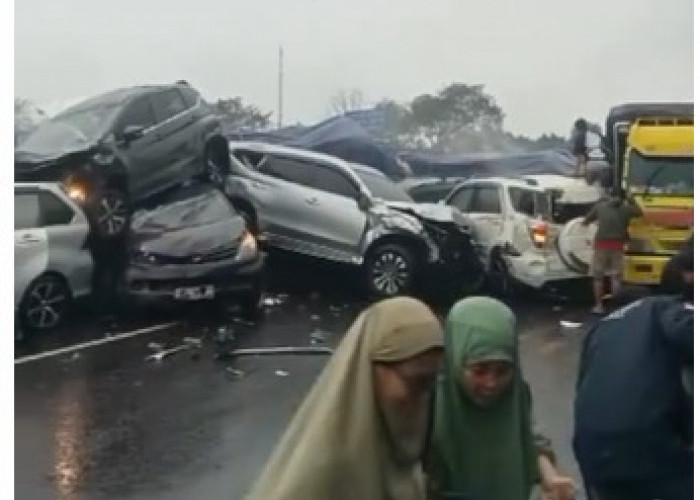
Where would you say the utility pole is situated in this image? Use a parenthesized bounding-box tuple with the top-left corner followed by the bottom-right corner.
(278, 45, 283, 129)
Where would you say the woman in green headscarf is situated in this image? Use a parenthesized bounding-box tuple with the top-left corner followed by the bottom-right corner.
(427, 297, 576, 500)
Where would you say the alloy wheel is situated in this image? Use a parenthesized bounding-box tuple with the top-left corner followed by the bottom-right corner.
(371, 251, 411, 296)
(23, 279, 68, 330)
(96, 192, 129, 237)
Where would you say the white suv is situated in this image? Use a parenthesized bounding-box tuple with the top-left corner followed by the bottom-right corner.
(443, 175, 601, 296)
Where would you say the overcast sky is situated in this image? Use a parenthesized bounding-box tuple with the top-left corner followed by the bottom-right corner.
(14, 0, 693, 137)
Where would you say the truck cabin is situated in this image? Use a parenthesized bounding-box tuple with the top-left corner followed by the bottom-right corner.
(603, 102, 694, 192)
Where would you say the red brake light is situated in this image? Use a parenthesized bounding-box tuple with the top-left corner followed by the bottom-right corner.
(529, 221, 548, 248)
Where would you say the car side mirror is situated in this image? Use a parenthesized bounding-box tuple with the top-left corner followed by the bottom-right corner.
(357, 193, 372, 211)
(120, 125, 145, 144)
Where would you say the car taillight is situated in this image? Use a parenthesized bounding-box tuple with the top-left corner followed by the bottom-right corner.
(529, 221, 548, 249)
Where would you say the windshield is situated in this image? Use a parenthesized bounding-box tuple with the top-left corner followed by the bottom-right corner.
(17, 104, 120, 154)
(628, 152, 694, 195)
(353, 169, 414, 203)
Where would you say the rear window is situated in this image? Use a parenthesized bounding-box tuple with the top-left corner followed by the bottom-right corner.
(508, 187, 550, 220)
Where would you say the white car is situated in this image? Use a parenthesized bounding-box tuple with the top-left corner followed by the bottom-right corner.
(15, 183, 93, 330)
(443, 175, 600, 296)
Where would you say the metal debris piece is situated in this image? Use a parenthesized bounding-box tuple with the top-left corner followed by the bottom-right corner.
(145, 344, 190, 363)
(148, 342, 165, 352)
(183, 337, 203, 348)
(262, 295, 286, 307)
(275, 370, 290, 377)
(552, 305, 563, 312)
(229, 346, 333, 357)
(232, 317, 256, 327)
(225, 367, 246, 379)
(214, 325, 236, 343)
(64, 352, 81, 363)
(560, 320, 583, 329)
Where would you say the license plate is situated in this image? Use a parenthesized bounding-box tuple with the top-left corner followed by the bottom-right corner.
(173, 285, 215, 301)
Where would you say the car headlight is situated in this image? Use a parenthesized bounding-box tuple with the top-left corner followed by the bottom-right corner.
(131, 250, 160, 266)
(235, 231, 258, 261)
(63, 176, 88, 203)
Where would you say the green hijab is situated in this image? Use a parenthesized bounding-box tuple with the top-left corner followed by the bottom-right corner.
(430, 297, 538, 500)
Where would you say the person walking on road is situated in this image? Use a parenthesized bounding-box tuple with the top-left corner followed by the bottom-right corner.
(582, 190, 642, 314)
(573, 282, 694, 500)
(244, 296, 444, 500)
(427, 296, 577, 500)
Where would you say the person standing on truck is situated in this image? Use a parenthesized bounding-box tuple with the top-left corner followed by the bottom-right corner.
(572, 118, 589, 177)
(582, 190, 642, 314)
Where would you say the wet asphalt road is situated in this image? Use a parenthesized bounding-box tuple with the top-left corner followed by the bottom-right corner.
(15, 252, 595, 500)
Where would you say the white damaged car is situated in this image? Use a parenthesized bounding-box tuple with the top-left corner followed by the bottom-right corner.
(443, 175, 601, 296)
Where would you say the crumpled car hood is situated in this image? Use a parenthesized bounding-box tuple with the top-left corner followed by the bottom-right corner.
(15, 146, 96, 169)
(131, 218, 245, 258)
(384, 201, 462, 224)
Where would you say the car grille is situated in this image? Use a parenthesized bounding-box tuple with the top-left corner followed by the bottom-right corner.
(134, 246, 239, 265)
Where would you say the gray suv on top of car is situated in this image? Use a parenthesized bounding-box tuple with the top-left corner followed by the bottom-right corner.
(225, 142, 483, 297)
(15, 82, 231, 239)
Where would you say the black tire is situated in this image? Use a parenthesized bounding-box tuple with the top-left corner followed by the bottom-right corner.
(19, 275, 71, 331)
(239, 286, 263, 321)
(455, 264, 487, 296)
(202, 142, 229, 187)
(489, 253, 514, 298)
(365, 244, 416, 298)
(90, 188, 130, 240)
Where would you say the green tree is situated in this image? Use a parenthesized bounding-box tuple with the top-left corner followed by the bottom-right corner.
(214, 97, 272, 131)
(408, 83, 505, 151)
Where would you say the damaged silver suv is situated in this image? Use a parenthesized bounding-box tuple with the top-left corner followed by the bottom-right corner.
(225, 142, 483, 298)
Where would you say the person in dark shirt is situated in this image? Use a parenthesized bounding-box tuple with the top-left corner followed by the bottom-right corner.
(660, 234, 693, 300)
(572, 118, 588, 177)
(582, 191, 643, 314)
(573, 274, 693, 500)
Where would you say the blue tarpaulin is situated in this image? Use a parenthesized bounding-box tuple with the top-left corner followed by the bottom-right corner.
(228, 116, 581, 180)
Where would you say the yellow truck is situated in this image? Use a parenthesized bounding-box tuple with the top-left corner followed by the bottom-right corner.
(603, 103, 694, 285)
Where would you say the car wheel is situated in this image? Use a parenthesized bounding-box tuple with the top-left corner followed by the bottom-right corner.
(203, 143, 229, 187)
(365, 244, 416, 298)
(489, 253, 514, 298)
(91, 188, 130, 239)
(19, 275, 71, 331)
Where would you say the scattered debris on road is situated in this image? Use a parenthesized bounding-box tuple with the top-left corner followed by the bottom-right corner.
(274, 369, 290, 377)
(228, 346, 334, 357)
(148, 342, 165, 352)
(145, 344, 191, 363)
(560, 320, 583, 329)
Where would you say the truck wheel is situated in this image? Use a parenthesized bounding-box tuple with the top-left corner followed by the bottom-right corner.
(365, 244, 416, 298)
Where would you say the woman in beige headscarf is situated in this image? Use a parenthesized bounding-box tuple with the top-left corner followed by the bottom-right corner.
(244, 296, 444, 500)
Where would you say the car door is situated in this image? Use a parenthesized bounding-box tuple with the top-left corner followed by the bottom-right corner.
(112, 96, 160, 199)
(15, 190, 48, 308)
(447, 184, 504, 258)
(38, 189, 93, 298)
(301, 162, 367, 259)
(253, 154, 322, 246)
(149, 89, 196, 190)
(467, 184, 506, 252)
